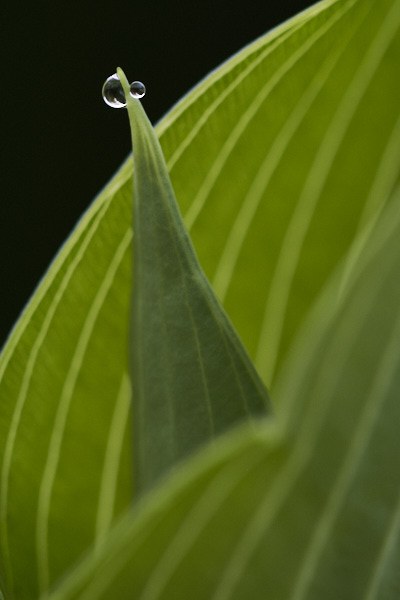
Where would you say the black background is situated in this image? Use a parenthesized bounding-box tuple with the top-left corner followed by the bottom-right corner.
(2, 0, 310, 347)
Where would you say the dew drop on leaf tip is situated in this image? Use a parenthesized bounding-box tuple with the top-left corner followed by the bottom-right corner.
(102, 73, 146, 108)
(129, 81, 146, 99)
(102, 73, 126, 108)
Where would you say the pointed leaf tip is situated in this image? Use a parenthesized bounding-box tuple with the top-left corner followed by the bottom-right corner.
(118, 69, 272, 495)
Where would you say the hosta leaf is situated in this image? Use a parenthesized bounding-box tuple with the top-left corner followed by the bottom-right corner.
(0, 0, 399, 597)
(46, 173, 400, 600)
(117, 68, 270, 494)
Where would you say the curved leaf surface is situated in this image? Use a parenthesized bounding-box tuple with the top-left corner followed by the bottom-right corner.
(0, 0, 399, 596)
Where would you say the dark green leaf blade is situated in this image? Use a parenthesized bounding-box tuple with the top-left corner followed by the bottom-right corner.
(117, 69, 271, 494)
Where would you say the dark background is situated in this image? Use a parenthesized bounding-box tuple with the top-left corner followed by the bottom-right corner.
(2, 0, 310, 347)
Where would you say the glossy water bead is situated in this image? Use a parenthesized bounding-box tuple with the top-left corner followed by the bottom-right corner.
(102, 74, 126, 108)
(129, 81, 146, 99)
(102, 74, 146, 108)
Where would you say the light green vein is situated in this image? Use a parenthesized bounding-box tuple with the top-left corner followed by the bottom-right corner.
(95, 372, 131, 552)
(277, 182, 400, 431)
(338, 113, 400, 299)
(136, 451, 267, 600)
(161, 7, 321, 173)
(0, 158, 131, 381)
(212, 8, 361, 303)
(0, 193, 118, 595)
(209, 250, 389, 600)
(289, 295, 400, 599)
(184, 1, 355, 231)
(36, 229, 132, 594)
(363, 486, 400, 599)
(156, 0, 337, 141)
(255, 0, 400, 384)
(44, 424, 274, 600)
(76, 436, 272, 600)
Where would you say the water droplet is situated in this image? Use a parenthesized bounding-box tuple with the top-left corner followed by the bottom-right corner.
(130, 81, 146, 99)
(102, 74, 126, 108)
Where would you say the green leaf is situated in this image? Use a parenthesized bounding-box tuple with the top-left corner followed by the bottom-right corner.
(1, 0, 400, 597)
(116, 68, 270, 495)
